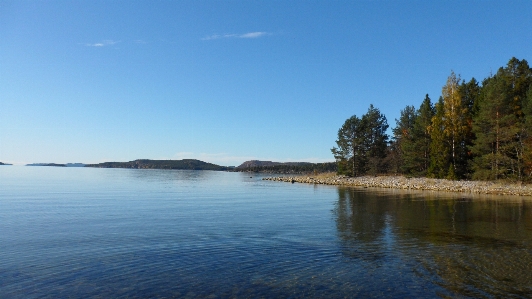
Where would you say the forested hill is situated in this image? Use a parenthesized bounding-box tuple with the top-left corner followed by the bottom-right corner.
(235, 160, 337, 173)
(26, 163, 66, 167)
(86, 159, 229, 171)
(0, 162, 13, 165)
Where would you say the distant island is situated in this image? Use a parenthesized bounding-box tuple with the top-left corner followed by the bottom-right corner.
(19, 158, 335, 174)
(65, 163, 86, 167)
(26, 163, 66, 167)
(85, 159, 229, 171)
(82, 159, 336, 174)
(0, 162, 13, 165)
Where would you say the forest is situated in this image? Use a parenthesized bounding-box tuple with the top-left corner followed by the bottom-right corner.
(85, 159, 229, 171)
(332, 57, 532, 182)
(234, 162, 337, 174)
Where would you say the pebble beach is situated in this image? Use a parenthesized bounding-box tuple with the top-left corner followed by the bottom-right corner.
(263, 175, 532, 197)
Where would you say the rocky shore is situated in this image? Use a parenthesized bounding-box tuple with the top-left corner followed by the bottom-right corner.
(263, 175, 532, 196)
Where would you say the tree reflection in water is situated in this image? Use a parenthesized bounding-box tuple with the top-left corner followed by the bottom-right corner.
(334, 187, 532, 298)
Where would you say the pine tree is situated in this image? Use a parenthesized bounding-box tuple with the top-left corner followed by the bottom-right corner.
(457, 78, 480, 178)
(523, 87, 532, 178)
(362, 105, 389, 175)
(392, 95, 434, 177)
(428, 97, 450, 178)
(503, 58, 532, 180)
(393, 105, 417, 175)
(471, 58, 532, 180)
(504, 57, 532, 119)
(412, 94, 434, 176)
(331, 115, 366, 177)
(332, 105, 389, 177)
(471, 74, 514, 180)
(385, 138, 401, 175)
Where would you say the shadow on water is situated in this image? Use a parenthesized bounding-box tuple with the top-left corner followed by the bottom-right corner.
(334, 187, 532, 298)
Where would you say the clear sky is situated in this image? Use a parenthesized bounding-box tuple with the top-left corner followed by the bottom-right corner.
(1, 0, 531, 166)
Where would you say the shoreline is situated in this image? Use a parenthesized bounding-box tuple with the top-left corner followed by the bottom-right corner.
(263, 175, 532, 197)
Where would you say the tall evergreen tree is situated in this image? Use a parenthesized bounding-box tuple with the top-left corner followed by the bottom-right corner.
(362, 105, 389, 175)
(471, 58, 532, 180)
(385, 138, 401, 175)
(523, 87, 532, 178)
(411, 94, 434, 176)
(332, 105, 389, 177)
(504, 57, 532, 119)
(456, 78, 480, 178)
(471, 74, 515, 180)
(428, 97, 450, 178)
(331, 115, 366, 177)
(393, 105, 417, 174)
(504, 58, 532, 180)
(461, 78, 481, 116)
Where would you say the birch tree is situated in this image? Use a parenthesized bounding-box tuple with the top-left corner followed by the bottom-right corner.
(441, 71, 466, 175)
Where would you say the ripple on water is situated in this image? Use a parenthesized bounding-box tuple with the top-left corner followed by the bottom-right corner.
(2, 168, 532, 298)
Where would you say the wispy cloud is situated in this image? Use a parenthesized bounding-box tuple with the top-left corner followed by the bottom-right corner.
(85, 40, 120, 47)
(239, 32, 268, 38)
(202, 31, 270, 41)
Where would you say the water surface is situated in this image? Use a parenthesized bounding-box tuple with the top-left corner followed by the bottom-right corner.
(1, 167, 531, 298)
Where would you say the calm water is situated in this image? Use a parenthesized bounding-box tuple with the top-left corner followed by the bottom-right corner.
(1, 167, 532, 298)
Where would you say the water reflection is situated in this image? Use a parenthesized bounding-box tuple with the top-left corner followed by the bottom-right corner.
(334, 187, 532, 297)
(101, 168, 274, 186)
(4, 166, 532, 297)
(335, 188, 392, 263)
(121, 168, 216, 182)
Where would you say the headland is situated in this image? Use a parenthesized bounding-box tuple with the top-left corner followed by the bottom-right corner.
(264, 174, 532, 196)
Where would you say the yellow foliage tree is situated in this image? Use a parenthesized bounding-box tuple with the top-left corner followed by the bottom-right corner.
(441, 71, 467, 173)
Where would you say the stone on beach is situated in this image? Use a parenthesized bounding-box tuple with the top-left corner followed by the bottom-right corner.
(263, 175, 532, 196)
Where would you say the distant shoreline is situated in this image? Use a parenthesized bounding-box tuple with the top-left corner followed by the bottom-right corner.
(264, 175, 532, 197)
(85, 159, 229, 171)
(84, 159, 336, 173)
(26, 163, 66, 167)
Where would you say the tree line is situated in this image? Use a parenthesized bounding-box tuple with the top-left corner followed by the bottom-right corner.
(332, 57, 532, 181)
(85, 159, 229, 171)
(233, 162, 337, 174)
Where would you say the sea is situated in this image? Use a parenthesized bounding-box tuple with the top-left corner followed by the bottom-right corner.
(1, 166, 532, 298)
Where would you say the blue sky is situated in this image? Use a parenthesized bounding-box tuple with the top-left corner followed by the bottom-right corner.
(1, 0, 531, 166)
